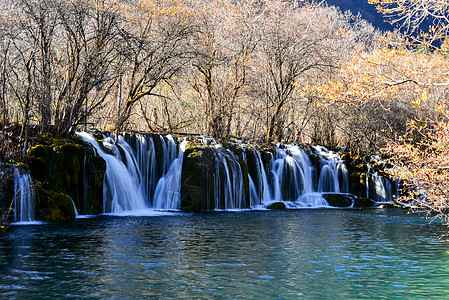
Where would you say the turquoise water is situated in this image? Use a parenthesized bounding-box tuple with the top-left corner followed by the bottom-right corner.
(1, 209, 449, 299)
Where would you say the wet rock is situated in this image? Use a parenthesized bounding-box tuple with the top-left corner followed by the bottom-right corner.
(0, 164, 16, 224)
(27, 138, 105, 216)
(353, 197, 375, 208)
(181, 145, 216, 211)
(36, 187, 75, 222)
(378, 202, 406, 209)
(267, 202, 286, 210)
(322, 193, 353, 207)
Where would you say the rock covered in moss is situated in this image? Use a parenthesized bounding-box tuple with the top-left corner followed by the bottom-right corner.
(353, 197, 375, 208)
(378, 202, 406, 209)
(322, 193, 353, 207)
(26, 138, 105, 216)
(0, 164, 16, 224)
(180, 140, 251, 211)
(36, 187, 75, 222)
(181, 145, 215, 211)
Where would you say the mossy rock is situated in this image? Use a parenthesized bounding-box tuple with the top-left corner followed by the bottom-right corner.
(27, 145, 51, 182)
(0, 164, 16, 224)
(339, 152, 352, 162)
(267, 202, 286, 210)
(259, 149, 274, 171)
(82, 150, 106, 215)
(348, 171, 367, 198)
(15, 162, 30, 172)
(34, 135, 67, 147)
(378, 202, 406, 209)
(322, 193, 353, 207)
(36, 187, 75, 222)
(181, 146, 216, 211)
(50, 143, 84, 191)
(353, 197, 375, 208)
(27, 139, 106, 216)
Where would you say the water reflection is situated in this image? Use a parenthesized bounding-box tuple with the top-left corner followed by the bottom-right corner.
(1, 209, 449, 299)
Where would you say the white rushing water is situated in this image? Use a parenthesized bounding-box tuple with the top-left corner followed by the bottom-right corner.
(76, 132, 394, 213)
(153, 139, 188, 210)
(261, 145, 347, 208)
(69, 196, 80, 218)
(366, 163, 394, 203)
(77, 132, 148, 214)
(77, 132, 188, 213)
(13, 167, 36, 224)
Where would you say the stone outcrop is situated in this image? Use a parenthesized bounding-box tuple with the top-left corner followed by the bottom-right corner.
(26, 136, 105, 218)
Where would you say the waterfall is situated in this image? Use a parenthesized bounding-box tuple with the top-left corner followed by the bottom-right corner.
(213, 146, 245, 210)
(13, 168, 35, 223)
(193, 137, 246, 210)
(77, 132, 148, 214)
(153, 139, 188, 210)
(257, 151, 272, 205)
(77, 132, 189, 213)
(373, 171, 387, 202)
(314, 146, 348, 193)
(241, 150, 259, 208)
(261, 145, 332, 207)
(69, 196, 80, 218)
(270, 148, 286, 201)
(338, 163, 349, 193)
(295, 193, 329, 208)
(366, 163, 394, 203)
(75, 131, 394, 213)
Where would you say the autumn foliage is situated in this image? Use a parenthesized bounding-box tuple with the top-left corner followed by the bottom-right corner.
(1, 0, 449, 216)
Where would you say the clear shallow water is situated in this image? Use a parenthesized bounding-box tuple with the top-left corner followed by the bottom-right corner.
(1, 209, 449, 299)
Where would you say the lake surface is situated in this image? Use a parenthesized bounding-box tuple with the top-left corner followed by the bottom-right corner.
(1, 208, 449, 299)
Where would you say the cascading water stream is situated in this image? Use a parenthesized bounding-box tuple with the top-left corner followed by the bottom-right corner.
(77, 132, 148, 214)
(69, 196, 79, 218)
(214, 146, 244, 210)
(365, 163, 395, 203)
(269, 145, 329, 207)
(75, 131, 395, 213)
(153, 139, 188, 210)
(314, 146, 348, 193)
(13, 168, 35, 223)
(257, 152, 272, 206)
(237, 144, 272, 208)
(78, 132, 189, 213)
(270, 148, 286, 202)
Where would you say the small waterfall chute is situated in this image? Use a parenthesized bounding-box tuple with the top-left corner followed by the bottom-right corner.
(366, 162, 395, 203)
(13, 167, 36, 224)
(257, 151, 272, 205)
(314, 146, 346, 193)
(68, 196, 79, 218)
(153, 139, 188, 210)
(317, 165, 339, 193)
(294, 192, 330, 208)
(214, 145, 245, 210)
(338, 163, 349, 193)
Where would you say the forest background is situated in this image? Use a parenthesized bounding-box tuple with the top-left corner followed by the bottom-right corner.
(0, 0, 448, 218)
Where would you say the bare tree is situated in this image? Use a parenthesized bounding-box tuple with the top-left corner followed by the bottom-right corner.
(18, 0, 58, 129)
(188, 0, 258, 139)
(251, 2, 343, 142)
(52, 0, 120, 135)
(115, 0, 194, 132)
